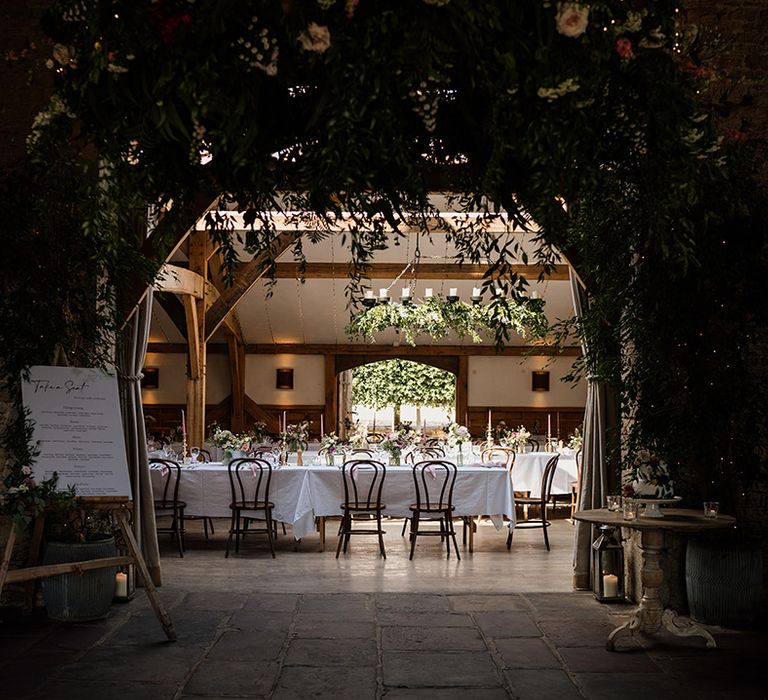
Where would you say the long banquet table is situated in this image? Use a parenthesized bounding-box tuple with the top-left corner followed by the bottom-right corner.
(149, 462, 516, 541)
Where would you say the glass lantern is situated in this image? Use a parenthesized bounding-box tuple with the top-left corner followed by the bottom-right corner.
(591, 525, 625, 602)
(113, 547, 136, 603)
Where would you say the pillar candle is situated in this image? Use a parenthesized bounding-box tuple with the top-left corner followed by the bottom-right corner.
(115, 572, 128, 598)
(365, 290, 374, 299)
(602, 574, 619, 598)
(449, 287, 458, 297)
(472, 287, 481, 297)
(402, 287, 410, 298)
(424, 288, 433, 298)
(379, 288, 388, 298)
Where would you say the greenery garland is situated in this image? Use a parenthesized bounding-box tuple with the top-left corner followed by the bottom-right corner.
(346, 296, 549, 346)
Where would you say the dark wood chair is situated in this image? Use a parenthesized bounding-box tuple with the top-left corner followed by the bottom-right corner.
(349, 448, 376, 457)
(225, 457, 276, 558)
(526, 438, 540, 452)
(367, 432, 386, 444)
(506, 454, 560, 551)
(408, 460, 460, 560)
(149, 458, 185, 557)
(336, 459, 387, 559)
(401, 446, 447, 536)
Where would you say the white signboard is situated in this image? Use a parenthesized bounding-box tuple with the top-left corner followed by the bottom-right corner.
(21, 366, 132, 498)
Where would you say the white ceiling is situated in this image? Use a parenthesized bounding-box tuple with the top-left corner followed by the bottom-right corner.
(149, 225, 574, 346)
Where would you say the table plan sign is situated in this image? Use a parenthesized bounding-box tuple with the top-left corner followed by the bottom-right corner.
(21, 366, 132, 498)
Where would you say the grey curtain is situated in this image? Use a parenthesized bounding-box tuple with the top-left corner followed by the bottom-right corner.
(118, 289, 162, 586)
(570, 267, 608, 590)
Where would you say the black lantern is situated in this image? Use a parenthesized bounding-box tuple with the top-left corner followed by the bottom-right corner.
(113, 547, 136, 603)
(591, 525, 625, 602)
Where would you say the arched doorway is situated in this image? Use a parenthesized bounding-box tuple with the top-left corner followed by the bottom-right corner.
(333, 354, 466, 438)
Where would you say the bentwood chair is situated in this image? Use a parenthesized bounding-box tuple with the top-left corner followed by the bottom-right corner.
(349, 448, 376, 458)
(401, 446, 447, 536)
(336, 459, 387, 559)
(149, 458, 186, 557)
(526, 438, 540, 452)
(506, 454, 559, 551)
(408, 460, 460, 560)
(225, 457, 276, 558)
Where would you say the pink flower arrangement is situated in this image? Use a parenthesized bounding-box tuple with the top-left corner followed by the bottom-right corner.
(298, 23, 331, 54)
(615, 38, 634, 61)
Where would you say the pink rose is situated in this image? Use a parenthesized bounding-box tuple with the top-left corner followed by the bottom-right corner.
(555, 3, 589, 38)
(615, 38, 634, 60)
(298, 22, 331, 54)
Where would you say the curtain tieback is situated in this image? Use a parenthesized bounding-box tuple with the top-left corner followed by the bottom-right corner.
(119, 372, 144, 383)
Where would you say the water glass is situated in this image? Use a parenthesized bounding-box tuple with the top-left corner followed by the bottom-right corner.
(703, 501, 719, 518)
(606, 495, 622, 512)
(622, 499, 638, 521)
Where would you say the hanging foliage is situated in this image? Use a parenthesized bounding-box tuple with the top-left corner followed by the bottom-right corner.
(352, 360, 456, 411)
(346, 296, 549, 346)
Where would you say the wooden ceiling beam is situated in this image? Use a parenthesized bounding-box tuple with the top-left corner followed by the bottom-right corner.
(265, 262, 568, 281)
(147, 341, 581, 357)
(204, 231, 302, 341)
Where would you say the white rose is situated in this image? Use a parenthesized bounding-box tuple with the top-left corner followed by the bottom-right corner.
(555, 3, 589, 38)
(298, 22, 331, 54)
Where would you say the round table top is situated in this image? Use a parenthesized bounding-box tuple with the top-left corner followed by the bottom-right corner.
(573, 508, 736, 532)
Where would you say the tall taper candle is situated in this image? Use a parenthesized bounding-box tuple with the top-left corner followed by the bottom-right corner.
(557, 411, 560, 438)
(487, 408, 492, 430)
(320, 414, 324, 437)
(181, 409, 186, 435)
(547, 413, 551, 437)
(282, 410, 287, 432)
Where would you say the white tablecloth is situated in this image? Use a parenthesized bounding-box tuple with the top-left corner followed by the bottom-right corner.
(511, 452, 578, 497)
(150, 462, 515, 540)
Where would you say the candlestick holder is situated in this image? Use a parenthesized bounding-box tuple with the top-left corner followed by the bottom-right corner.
(182, 435, 188, 461)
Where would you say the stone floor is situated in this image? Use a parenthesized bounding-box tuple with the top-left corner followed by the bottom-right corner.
(1, 516, 766, 699)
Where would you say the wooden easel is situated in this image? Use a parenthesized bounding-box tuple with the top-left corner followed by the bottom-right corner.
(0, 496, 176, 641)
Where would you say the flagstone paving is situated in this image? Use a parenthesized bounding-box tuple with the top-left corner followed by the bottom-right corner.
(1, 520, 765, 699)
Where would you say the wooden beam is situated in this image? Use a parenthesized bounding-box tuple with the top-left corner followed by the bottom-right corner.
(204, 231, 301, 341)
(185, 230, 209, 448)
(121, 188, 219, 327)
(243, 343, 582, 357)
(268, 262, 569, 281)
(325, 355, 337, 435)
(147, 342, 227, 354)
(154, 264, 205, 298)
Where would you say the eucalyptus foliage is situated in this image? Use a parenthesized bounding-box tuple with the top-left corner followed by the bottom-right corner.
(346, 297, 549, 346)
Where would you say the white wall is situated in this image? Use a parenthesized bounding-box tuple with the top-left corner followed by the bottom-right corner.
(142, 352, 231, 404)
(468, 356, 585, 407)
(245, 354, 325, 405)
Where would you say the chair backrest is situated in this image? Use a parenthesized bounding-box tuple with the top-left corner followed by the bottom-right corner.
(481, 447, 515, 470)
(349, 448, 375, 458)
(540, 454, 560, 500)
(340, 459, 386, 509)
(423, 438, 443, 448)
(252, 447, 279, 464)
(149, 458, 181, 508)
(228, 457, 273, 507)
(526, 438, 540, 452)
(198, 448, 211, 462)
(412, 460, 457, 511)
(405, 446, 445, 463)
(367, 432, 385, 444)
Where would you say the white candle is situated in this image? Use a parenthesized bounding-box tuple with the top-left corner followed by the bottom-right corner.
(379, 288, 388, 298)
(365, 290, 374, 299)
(547, 413, 551, 436)
(401, 287, 411, 298)
(487, 409, 492, 430)
(531, 290, 540, 299)
(181, 409, 186, 435)
(494, 287, 501, 296)
(472, 287, 481, 297)
(424, 288, 433, 298)
(449, 287, 458, 297)
(320, 414, 324, 436)
(115, 572, 128, 598)
(282, 410, 287, 432)
(603, 574, 619, 598)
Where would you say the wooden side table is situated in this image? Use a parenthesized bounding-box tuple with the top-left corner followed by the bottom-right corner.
(574, 508, 736, 651)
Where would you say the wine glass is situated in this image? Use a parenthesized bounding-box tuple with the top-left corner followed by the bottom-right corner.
(190, 447, 200, 463)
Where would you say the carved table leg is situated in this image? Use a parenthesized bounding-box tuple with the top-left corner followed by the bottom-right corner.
(607, 528, 718, 651)
(607, 529, 666, 650)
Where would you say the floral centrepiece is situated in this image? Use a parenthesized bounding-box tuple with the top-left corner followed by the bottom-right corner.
(347, 422, 370, 448)
(500, 425, 531, 452)
(281, 420, 309, 453)
(626, 450, 674, 499)
(380, 424, 419, 464)
(567, 427, 583, 451)
(210, 427, 257, 459)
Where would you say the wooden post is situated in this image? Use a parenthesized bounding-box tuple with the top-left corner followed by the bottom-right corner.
(324, 354, 337, 435)
(456, 355, 468, 427)
(186, 230, 208, 448)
